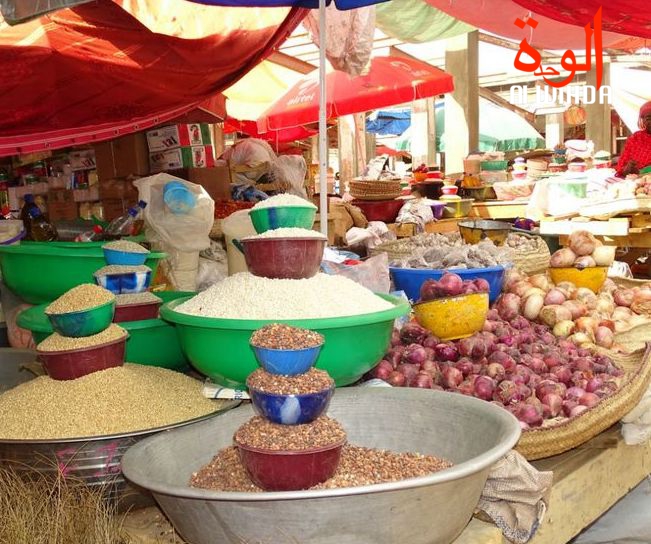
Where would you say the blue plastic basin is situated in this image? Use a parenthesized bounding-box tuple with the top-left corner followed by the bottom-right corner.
(390, 265, 508, 303)
(103, 247, 149, 266)
(248, 385, 334, 425)
(252, 344, 323, 376)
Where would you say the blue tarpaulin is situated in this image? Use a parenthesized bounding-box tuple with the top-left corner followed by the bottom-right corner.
(366, 109, 411, 136)
(186, 0, 387, 8)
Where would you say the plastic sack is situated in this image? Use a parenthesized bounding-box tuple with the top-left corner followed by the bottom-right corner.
(304, 4, 375, 77)
(222, 139, 276, 171)
(1, 281, 35, 349)
(274, 155, 308, 198)
(321, 252, 390, 293)
(134, 173, 214, 252)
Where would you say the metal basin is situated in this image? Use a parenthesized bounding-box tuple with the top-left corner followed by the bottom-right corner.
(458, 219, 512, 246)
(122, 387, 520, 544)
(0, 348, 239, 509)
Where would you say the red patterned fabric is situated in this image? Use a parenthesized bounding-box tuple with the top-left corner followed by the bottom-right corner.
(616, 131, 651, 177)
(512, 0, 651, 40)
(0, 0, 306, 156)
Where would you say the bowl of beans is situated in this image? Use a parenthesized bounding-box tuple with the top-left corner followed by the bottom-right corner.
(233, 416, 346, 491)
(250, 324, 324, 376)
(246, 368, 335, 425)
(102, 240, 150, 266)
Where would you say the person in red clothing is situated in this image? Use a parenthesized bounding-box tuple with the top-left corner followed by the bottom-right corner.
(617, 101, 651, 177)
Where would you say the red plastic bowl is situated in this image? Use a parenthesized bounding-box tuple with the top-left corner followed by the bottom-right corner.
(37, 334, 127, 380)
(236, 438, 345, 491)
(351, 199, 404, 223)
(114, 300, 162, 323)
(241, 237, 326, 279)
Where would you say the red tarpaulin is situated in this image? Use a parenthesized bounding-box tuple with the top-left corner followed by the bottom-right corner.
(512, 0, 651, 40)
(258, 56, 454, 132)
(224, 118, 318, 144)
(424, 0, 634, 49)
(0, 0, 305, 156)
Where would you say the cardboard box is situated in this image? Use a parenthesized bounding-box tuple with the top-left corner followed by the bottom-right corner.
(149, 146, 215, 173)
(100, 199, 135, 222)
(48, 190, 78, 221)
(94, 133, 149, 180)
(98, 178, 138, 200)
(146, 123, 212, 152)
(68, 149, 96, 171)
(168, 167, 231, 201)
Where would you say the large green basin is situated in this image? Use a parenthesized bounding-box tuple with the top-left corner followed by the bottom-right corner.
(17, 292, 192, 370)
(160, 294, 410, 388)
(0, 241, 166, 304)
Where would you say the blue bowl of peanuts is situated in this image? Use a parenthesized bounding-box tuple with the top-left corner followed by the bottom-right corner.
(250, 324, 324, 376)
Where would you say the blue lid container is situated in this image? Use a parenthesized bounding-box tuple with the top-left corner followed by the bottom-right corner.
(163, 180, 197, 214)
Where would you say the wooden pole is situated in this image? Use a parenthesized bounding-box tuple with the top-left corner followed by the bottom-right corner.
(585, 59, 611, 153)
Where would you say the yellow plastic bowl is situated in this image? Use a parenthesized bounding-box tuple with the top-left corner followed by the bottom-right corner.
(413, 292, 489, 341)
(549, 266, 607, 293)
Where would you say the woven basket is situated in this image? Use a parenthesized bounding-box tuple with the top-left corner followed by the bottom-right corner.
(350, 179, 402, 201)
(369, 238, 414, 261)
(510, 235, 551, 276)
(516, 342, 651, 460)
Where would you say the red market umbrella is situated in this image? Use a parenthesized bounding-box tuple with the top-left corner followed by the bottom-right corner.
(257, 56, 454, 132)
(224, 118, 318, 144)
(0, 0, 305, 156)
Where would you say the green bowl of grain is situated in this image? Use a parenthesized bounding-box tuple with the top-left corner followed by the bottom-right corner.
(45, 284, 116, 338)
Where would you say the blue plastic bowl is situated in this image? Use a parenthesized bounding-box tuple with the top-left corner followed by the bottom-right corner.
(103, 247, 148, 266)
(95, 269, 151, 295)
(248, 385, 335, 425)
(164, 181, 197, 214)
(252, 344, 323, 376)
(390, 265, 508, 303)
(46, 300, 115, 337)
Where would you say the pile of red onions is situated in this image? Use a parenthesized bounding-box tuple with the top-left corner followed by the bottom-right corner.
(371, 316, 623, 430)
(420, 272, 490, 302)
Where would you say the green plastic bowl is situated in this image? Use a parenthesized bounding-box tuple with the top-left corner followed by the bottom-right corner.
(46, 299, 116, 337)
(18, 292, 192, 370)
(159, 294, 410, 388)
(248, 206, 317, 234)
(0, 241, 166, 304)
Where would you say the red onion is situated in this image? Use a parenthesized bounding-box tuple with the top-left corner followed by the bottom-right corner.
(496, 293, 521, 321)
(421, 360, 439, 373)
(528, 374, 543, 389)
(387, 371, 406, 387)
(423, 348, 436, 361)
(495, 380, 521, 405)
(543, 353, 562, 369)
(570, 405, 588, 417)
(386, 347, 405, 369)
(542, 393, 563, 417)
(544, 289, 567, 306)
(562, 400, 578, 417)
(402, 344, 428, 366)
(412, 372, 434, 389)
(474, 376, 495, 400)
(510, 316, 531, 331)
(536, 380, 567, 401)
(458, 379, 476, 395)
(585, 377, 603, 393)
(483, 320, 497, 333)
(396, 363, 420, 386)
(435, 343, 459, 362)
(372, 360, 393, 380)
(514, 403, 543, 427)
(552, 366, 572, 384)
(473, 278, 491, 293)
(519, 421, 531, 431)
(613, 288, 634, 307)
(454, 358, 475, 377)
(566, 386, 586, 400)
(441, 366, 463, 389)
(579, 392, 600, 407)
(487, 309, 500, 320)
(422, 334, 441, 349)
(439, 272, 464, 296)
(517, 331, 536, 345)
(399, 322, 429, 345)
(486, 362, 506, 380)
(573, 358, 592, 372)
(390, 330, 401, 347)
(488, 350, 516, 372)
(539, 332, 557, 345)
(527, 357, 548, 374)
(498, 335, 516, 347)
(458, 337, 488, 360)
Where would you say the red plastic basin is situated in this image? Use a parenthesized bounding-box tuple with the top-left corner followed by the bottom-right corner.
(37, 334, 127, 380)
(241, 237, 326, 279)
(114, 300, 162, 323)
(352, 199, 404, 223)
(236, 438, 345, 491)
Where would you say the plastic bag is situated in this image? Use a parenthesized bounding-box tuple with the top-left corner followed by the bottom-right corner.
(273, 155, 308, 198)
(304, 4, 375, 77)
(134, 173, 214, 252)
(321, 252, 390, 293)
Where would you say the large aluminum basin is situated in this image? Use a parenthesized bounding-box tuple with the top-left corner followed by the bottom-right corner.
(122, 388, 520, 544)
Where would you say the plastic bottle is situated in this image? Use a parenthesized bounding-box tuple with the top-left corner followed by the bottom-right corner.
(20, 194, 40, 240)
(28, 207, 58, 241)
(75, 224, 103, 242)
(105, 200, 147, 237)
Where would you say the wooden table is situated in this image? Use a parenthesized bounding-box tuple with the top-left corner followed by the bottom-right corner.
(470, 200, 529, 220)
(124, 426, 651, 544)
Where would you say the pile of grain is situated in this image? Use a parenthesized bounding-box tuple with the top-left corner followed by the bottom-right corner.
(37, 324, 127, 352)
(115, 292, 162, 306)
(103, 240, 149, 254)
(95, 265, 150, 276)
(0, 364, 221, 439)
(252, 194, 316, 210)
(175, 272, 393, 320)
(45, 284, 115, 315)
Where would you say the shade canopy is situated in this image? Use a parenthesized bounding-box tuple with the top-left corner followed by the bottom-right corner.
(0, 0, 304, 156)
(257, 56, 454, 132)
